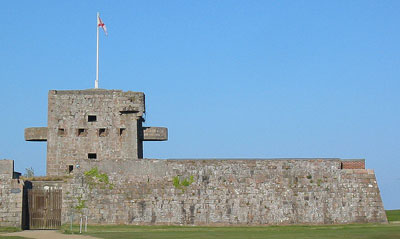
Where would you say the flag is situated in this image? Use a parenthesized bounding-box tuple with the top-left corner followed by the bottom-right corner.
(98, 15, 108, 36)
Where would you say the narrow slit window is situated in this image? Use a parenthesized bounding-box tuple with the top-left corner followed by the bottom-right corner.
(88, 153, 97, 159)
(88, 115, 97, 122)
(119, 128, 126, 136)
(68, 165, 73, 174)
(99, 128, 107, 137)
(77, 128, 87, 137)
(58, 128, 65, 136)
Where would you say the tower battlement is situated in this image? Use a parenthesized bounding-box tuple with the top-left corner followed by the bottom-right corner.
(25, 89, 167, 176)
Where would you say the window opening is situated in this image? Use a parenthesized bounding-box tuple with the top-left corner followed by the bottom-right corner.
(77, 128, 87, 136)
(68, 165, 73, 174)
(119, 128, 126, 136)
(58, 128, 65, 136)
(88, 153, 97, 159)
(99, 128, 107, 137)
(88, 115, 97, 122)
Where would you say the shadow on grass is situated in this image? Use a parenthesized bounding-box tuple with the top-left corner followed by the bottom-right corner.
(0, 237, 28, 239)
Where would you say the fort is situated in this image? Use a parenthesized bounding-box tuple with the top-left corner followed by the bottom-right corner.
(0, 89, 387, 229)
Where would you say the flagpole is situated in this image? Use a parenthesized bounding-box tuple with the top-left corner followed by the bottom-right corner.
(95, 12, 99, 89)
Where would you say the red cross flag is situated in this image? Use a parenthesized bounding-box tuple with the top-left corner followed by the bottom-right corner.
(95, 12, 107, 89)
(97, 15, 108, 36)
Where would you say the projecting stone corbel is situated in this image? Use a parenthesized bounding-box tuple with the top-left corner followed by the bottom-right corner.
(142, 127, 168, 141)
(24, 127, 48, 141)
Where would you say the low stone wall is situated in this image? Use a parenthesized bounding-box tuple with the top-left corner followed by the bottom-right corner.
(61, 158, 387, 225)
(0, 160, 23, 228)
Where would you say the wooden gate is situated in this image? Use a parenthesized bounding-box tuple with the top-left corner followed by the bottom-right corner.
(28, 189, 62, 229)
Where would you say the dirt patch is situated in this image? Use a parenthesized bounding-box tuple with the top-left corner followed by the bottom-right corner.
(2, 230, 96, 239)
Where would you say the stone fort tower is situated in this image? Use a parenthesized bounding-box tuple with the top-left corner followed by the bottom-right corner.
(17, 88, 387, 226)
(25, 89, 167, 176)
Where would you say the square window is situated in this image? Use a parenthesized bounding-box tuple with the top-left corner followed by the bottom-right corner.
(68, 165, 73, 174)
(58, 128, 65, 136)
(77, 128, 87, 137)
(88, 115, 97, 122)
(88, 153, 97, 159)
(119, 128, 126, 136)
(99, 128, 107, 137)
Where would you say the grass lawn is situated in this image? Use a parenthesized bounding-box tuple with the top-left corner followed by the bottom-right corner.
(386, 210, 400, 222)
(63, 223, 400, 239)
(0, 228, 20, 233)
(0, 227, 25, 239)
(1, 210, 398, 239)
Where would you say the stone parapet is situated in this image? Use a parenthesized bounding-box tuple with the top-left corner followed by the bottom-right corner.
(341, 159, 365, 169)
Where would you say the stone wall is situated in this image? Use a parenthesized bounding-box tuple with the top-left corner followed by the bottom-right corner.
(61, 158, 387, 225)
(0, 160, 23, 228)
(46, 89, 145, 176)
(0, 160, 14, 179)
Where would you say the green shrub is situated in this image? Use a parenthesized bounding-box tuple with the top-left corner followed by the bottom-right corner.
(84, 167, 113, 190)
(172, 175, 194, 192)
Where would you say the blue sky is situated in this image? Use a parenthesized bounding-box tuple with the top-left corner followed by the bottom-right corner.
(0, 1, 399, 209)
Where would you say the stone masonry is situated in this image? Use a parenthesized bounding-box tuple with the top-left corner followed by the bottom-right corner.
(19, 89, 388, 226)
(25, 89, 167, 176)
(0, 160, 23, 227)
(57, 158, 387, 225)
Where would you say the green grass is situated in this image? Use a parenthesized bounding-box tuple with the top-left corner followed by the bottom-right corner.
(62, 224, 400, 239)
(0, 227, 25, 239)
(386, 210, 400, 222)
(0, 228, 20, 233)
